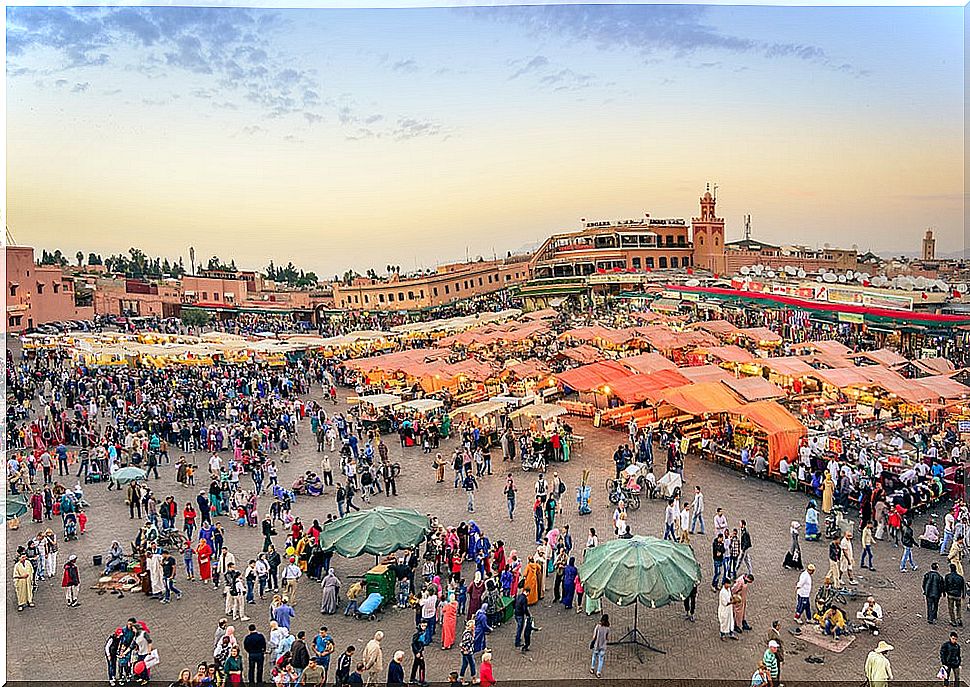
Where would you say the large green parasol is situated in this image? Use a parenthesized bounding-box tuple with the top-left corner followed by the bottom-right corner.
(579, 536, 701, 659)
(579, 535, 701, 608)
(5, 495, 29, 521)
(319, 507, 430, 558)
(110, 467, 148, 485)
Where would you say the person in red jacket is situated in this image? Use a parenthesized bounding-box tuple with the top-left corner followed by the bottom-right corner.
(479, 651, 495, 687)
(62, 554, 80, 607)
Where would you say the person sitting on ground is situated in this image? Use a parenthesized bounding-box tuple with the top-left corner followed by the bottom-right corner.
(820, 606, 848, 639)
(856, 596, 883, 635)
(920, 518, 941, 549)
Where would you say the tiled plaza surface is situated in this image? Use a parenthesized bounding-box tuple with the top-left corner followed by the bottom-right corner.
(5, 387, 956, 683)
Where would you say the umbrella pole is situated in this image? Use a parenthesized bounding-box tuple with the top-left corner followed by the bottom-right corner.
(609, 603, 665, 661)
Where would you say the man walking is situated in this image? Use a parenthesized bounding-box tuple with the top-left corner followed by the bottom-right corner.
(827, 538, 842, 588)
(690, 486, 705, 535)
(941, 632, 961, 687)
(161, 551, 182, 604)
(513, 584, 531, 649)
(282, 557, 302, 603)
(923, 562, 945, 624)
(945, 564, 965, 627)
(738, 520, 754, 577)
(463, 472, 478, 513)
(61, 554, 80, 607)
(243, 623, 267, 686)
(794, 564, 815, 624)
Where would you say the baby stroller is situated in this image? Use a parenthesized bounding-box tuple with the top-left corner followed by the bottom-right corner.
(63, 512, 79, 541)
(355, 592, 384, 620)
(85, 461, 106, 484)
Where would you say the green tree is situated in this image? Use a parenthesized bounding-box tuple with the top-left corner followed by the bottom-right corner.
(180, 308, 211, 328)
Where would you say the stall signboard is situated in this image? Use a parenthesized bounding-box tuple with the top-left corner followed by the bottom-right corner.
(838, 312, 865, 324)
(827, 437, 844, 455)
(826, 288, 864, 306)
(958, 420, 970, 433)
(861, 292, 913, 311)
(681, 292, 700, 302)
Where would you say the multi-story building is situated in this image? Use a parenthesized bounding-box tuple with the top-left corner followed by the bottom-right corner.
(92, 278, 182, 318)
(721, 239, 860, 275)
(6, 245, 95, 332)
(330, 257, 531, 311)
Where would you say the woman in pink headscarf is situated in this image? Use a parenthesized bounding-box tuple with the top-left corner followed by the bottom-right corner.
(508, 551, 522, 596)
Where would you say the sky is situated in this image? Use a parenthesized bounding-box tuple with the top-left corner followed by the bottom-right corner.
(6, 4, 966, 278)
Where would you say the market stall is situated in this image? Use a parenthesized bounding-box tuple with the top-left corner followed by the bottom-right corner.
(350, 393, 402, 433)
(728, 400, 807, 474)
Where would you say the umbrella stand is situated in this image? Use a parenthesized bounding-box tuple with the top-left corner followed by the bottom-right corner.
(609, 603, 665, 662)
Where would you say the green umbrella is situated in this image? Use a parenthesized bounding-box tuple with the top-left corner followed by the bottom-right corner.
(579, 536, 701, 659)
(110, 466, 148, 485)
(319, 507, 430, 558)
(5, 495, 28, 521)
(580, 535, 700, 608)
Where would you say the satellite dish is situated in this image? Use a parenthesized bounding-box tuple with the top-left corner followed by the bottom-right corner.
(837, 274, 847, 283)
(740, 266, 750, 275)
(816, 276, 823, 282)
(823, 273, 837, 283)
(797, 269, 806, 279)
(752, 264, 764, 275)
(784, 265, 795, 275)
(766, 270, 776, 278)
(859, 272, 870, 281)
(936, 279, 949, 292)
(915, 276, 928, 290)
(685, 278, 700, 287)
(819, 267, 827, 274)
(845, 270, 855, 280)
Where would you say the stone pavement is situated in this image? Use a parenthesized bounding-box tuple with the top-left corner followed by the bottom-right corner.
(5, 387, 957, 683)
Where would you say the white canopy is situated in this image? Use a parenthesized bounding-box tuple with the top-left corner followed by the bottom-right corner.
(509, 403, 567, 422)
(352, 393, 402, 409)
(452, 400, 506, 420)
(396, 398, 445, 414)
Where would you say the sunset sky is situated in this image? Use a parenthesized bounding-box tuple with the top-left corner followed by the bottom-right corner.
(6, 3, 965, 277)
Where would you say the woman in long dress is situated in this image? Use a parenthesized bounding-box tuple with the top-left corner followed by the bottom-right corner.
(523, 558, 541, 605)
(440, 596, 458, 649)
(783, 521, 803, 570)
(320, 569, 341, 614)
(561, 557, 578, 609)
(717, 580, 737, 640)
(13, 554, 34, 611)
(196, 538, 213, 582)
(508, 551, 521, 596)
(822, 471, 835, 514)
(467, 572, 485, 619)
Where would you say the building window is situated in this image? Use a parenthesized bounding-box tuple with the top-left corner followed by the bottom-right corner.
(478, 277, 483, 286)
(670, 257, 679, 268)
(646, 257, 655, 268)
(36, 283, 45, 294)
(455, 283, 460, 292)
(214, 292, 220, 301)
(9, 315, 22, 327)
(419, 290, 424, 298)
(444, 285, 449, 294)
(354, 295, 359, 304)
(698, 235, 704, 246)
(364, 295, 369, 304)
(202, 292, 207, 300)
(659, 257, 668, 268)
(678, 235, 686, 246)
(433, 287, 439, 297)
(53, 283, 60, 294)
(684, 256, 691, 267)
(665, 236, 674, 247)
(632, 257, 641, 269)
(714, 236, 720, 246)
(399, 292, 404, 301)
(379, 294, 385, 302)
(9, 284, 17, 297)
(408, 291, 414, 300)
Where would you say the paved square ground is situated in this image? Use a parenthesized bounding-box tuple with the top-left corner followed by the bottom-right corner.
(5, 387, 953, 683)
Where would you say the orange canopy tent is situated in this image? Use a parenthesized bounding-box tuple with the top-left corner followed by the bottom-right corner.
(721, 376, 786, 402)
(701, 345, 755, 365)
(730, 401, 807, 473)
(618, 352, 678, 375)
(557, 345, 605, 365)
(554, 360, 633, 393)
(609, 369, 692, 404)
(658, 382, 742, 416)
(678, 365, 735, 385)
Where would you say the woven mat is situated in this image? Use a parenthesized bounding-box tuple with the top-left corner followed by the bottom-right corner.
(787, 626, 856, 653)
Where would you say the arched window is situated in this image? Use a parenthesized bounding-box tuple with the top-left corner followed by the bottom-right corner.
(714, 236, 720, 247)
(670, 257, 679, 268)
(659, 257, 668, 268)
(698, 235, 704, 247)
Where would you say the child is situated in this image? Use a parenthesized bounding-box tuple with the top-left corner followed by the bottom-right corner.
(183, 541, 196, 580)
(237, 506, 248, 527)
(397, 578, 411, 608)
(77, 510, 88, 535)
(186, 464, 195, 486)
(456, 578, 467, 616)
(500, 566, 512, 597)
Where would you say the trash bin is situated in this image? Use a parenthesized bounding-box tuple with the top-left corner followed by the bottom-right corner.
(365, 565, 396, 605)
(93, 554, 103, 567)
